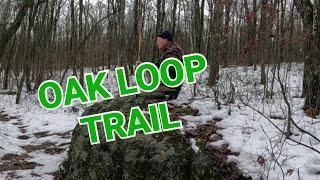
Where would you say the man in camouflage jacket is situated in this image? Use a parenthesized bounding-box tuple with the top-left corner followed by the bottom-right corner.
(156, 31, 184, 100)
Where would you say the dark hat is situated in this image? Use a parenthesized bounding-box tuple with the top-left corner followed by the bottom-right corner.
(158, 31, 173, 41)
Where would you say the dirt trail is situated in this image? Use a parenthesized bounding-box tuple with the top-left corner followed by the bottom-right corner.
(0, 110, 71, 179)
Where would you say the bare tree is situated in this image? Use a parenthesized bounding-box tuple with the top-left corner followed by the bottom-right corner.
(208, 0, 223, 86)
(295, 0, 320, 115)
(0, 0, 33, 59)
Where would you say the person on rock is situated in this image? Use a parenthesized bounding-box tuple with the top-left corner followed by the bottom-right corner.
(156, 31, 184, 100)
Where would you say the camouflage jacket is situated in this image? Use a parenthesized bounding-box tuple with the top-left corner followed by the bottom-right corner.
(159, 42, 183, 64)
(158, 42, 184, 89)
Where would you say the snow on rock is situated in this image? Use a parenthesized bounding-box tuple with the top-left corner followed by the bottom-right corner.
(190, 138, 200, 154)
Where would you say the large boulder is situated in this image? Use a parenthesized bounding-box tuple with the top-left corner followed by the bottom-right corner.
(55, 95, 250, 180)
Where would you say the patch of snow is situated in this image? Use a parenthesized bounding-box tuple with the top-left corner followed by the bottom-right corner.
(176, 63, 320, 180)
(190, 138, 200, 154)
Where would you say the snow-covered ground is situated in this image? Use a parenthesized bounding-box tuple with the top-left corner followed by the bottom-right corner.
(0, 92, 80, 179)
(0, 63, 319, 179)
(0, 68, 121, 179)
(176, 63, 320, 180)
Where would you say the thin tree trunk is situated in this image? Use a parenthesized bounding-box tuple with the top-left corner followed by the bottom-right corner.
(171, 0, 178, 35)
(16, 71, 26, 104)
(208, 0, 223, 86)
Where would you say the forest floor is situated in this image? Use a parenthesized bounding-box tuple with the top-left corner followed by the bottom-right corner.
(0, 63, 320, 180)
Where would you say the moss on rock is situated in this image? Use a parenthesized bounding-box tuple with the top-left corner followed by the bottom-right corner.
(55, 95, 250, 180)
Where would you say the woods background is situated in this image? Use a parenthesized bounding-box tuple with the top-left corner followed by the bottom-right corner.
(0, 0, 319, 113)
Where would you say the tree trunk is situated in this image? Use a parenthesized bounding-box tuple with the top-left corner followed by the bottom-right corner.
(16, 71, 26, 104)
(70, 0, 77, 77)
(152, 0, 165, 62)
(208, 0, 223, 86)
(0, 0, 33, 59)
(259, 0, 268, 85)
(3, 59, 11, 90)
(295, 0, 320, 115)
(171, 0, 178, 35)
(221, 0, 232, 67)
(243, 0, 257, 67)
(79, 0, 84, 86)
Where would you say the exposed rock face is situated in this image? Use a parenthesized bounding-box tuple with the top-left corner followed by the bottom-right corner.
(56, 95, 250, 180)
